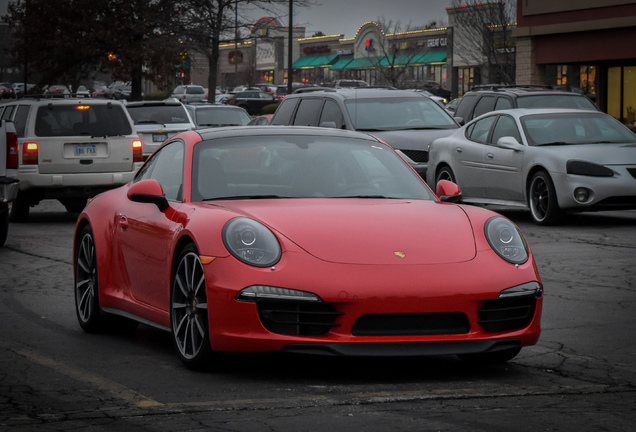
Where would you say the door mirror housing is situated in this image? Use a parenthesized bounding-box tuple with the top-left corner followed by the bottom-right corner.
(436, 180, 462, 203)
(497, 136, 524, 151)
(127, 179, 169, 211)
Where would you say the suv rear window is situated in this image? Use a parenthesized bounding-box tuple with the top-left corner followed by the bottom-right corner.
(186, 86, 205, 94)
(34, 104, 132, 137)
(127, 105, 190, 125)
(516, 94, 597, 109)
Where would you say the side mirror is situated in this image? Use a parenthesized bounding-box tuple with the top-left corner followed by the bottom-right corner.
(319, 121, 337, 128)
(127, 179, 169, 211)
(497, 136, 524, 151)
(436, 179, 462, 203)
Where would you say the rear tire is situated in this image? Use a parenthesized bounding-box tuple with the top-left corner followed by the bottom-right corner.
(9, 192, 30, 223)
(435, 166, 456, 186)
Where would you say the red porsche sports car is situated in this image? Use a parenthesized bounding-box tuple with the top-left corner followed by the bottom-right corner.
(74, 126, 543, 369)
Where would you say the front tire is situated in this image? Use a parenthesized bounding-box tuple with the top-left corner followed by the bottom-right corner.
(0, 203, 9, 246)
(171, 244, 213, 369)
(528, 171, 563, 225)
(435, 165, 456, 186)
(75, 225, 104, 332)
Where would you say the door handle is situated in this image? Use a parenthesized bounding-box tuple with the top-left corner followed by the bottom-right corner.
(487, 153, 494, 159)
(455, 147, 463, 153)
(117, 214, 128, 231)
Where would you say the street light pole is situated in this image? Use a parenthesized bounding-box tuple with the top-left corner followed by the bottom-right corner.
(235, 0, 238, 87)
(287, 0, 293, 94)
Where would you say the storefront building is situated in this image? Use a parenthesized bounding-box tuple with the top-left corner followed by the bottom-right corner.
(514, 0, 636, 125)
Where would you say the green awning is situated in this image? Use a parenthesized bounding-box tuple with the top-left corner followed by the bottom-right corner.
(292, 54, 339, 69)
(330, 58, 353, 71)
(342, 57, 381, 70)
(411, 50, 447, 65)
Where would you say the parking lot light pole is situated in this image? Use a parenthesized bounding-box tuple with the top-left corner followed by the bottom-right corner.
(287, 1, 293, 94)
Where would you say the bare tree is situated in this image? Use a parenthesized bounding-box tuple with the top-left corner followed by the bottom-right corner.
(449, 0, 516, 85)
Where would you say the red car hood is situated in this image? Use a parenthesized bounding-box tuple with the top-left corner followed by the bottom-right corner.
(215, 199, 476, 265)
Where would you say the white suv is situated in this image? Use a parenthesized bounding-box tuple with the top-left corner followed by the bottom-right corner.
(0, 97, 143, 221)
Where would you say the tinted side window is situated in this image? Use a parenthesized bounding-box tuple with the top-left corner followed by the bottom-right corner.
(293, 98, 323, 126)
(495, 97, 513, 110)
(1, 105, 14, 120)
(135, 140, 184, 201)
(467, 116, 496, 144)
(454, 94, 479, 121)
(473, 96, 496, 119)
(490, 115, 521, 145)
(319, 99, 344, 128)
(14, 105, 30, 138)
(271, 98, 300, 125)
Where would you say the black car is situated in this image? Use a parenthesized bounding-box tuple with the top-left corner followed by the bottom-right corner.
(271, 88, 459, 178)
(453, 85, 598, 125)
(226, 90, 278, 115)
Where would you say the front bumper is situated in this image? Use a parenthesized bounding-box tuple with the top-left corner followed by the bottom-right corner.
(203, 248, 543, 355)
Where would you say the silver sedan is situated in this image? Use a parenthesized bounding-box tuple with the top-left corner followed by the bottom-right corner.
(427, 108, 636, 225)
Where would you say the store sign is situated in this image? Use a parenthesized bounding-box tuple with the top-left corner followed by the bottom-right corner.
(303, 45, 331, 55)
(365, 38, 375, 52)
(337, 49, 353, 55)
(424, 38, 447, 48)
(228, 50, 243, 64)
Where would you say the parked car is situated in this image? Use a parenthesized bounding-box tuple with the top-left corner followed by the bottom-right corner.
(274, 83, 308, 100)
(0, 120, 19, 246)
(1, 83, 17, 99)
(184, 103, 251, 128)
(444, 97, 461, 115)
(126, 100, 195, 159)
(271, 88, 460, 178)
(334, 79, 370, 89)
(171, 85, 207, 103)
(44, 85, 71, 97)
(225, 90, 278, 115)
(247, 114, 273, 125)
(427, 108, 636, 225)
(255, 82, 276, 95)
(453, 85, 598, 125)
(109, 83, 132, 100)
(73, 125, 542, 369)
(0, 97, 143, 221)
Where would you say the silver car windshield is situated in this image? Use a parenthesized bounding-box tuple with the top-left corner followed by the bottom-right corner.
(344, 97, 457, 131)
(521, 112, 636, 146)
(191, 135, 435, 201)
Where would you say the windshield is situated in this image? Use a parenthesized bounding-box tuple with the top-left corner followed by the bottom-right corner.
(521, 112, 636, 146)
(34, 104, 132, 137)
(516, 94, 597, 110)
(195, 108, 251, 127)
(345, 96, 457, 131)
(191, 135, 435, 201)
(127, 105, 191, 125)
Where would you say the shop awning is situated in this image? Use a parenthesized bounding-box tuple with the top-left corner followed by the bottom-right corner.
(342, 57, 381, 70)
(329, 58, 353, 71)
(411, 50, 447, 65)
(342, 51, 448, 70)
(292, 54, 339, 69)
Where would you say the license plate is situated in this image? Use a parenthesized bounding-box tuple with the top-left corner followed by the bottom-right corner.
(153, 133, 168, 142)
(74, 144, 96, 156)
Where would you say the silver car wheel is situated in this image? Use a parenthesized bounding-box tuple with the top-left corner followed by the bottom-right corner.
(75, 226, 102, 331)
(171, 247, 211, 365)
(529, 171, 562, 225)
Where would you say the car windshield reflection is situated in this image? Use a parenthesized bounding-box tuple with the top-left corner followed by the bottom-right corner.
(191, 136, 435, 201)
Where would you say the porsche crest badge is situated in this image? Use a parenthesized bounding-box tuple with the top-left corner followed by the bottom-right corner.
(394, 251, 406, 259)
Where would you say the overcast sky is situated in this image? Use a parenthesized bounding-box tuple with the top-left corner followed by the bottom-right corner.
(0, 0, 453, 38)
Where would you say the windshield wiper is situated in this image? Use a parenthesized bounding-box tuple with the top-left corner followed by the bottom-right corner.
(203, 194, 288, 201)
(536, 141, 574, 146)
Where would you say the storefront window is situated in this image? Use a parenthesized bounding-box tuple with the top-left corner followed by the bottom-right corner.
(608, 66, 636, 127)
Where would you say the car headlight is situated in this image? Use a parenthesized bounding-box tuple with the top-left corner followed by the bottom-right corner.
(566, 160, 614, 177)
(222, 217, 281, 267)
(484, 217, 528, 264)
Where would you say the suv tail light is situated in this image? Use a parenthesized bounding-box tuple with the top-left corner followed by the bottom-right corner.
(132, 139, 143, 162)
(6, 130, 19, 169)
(22, 142, 38, 165)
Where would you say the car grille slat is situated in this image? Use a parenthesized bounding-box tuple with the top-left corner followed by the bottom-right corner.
(399, 149, 429, 163)
(351, 313, 470, 336)
(478, 295, 536, 332)
(256, 300, 342, 336)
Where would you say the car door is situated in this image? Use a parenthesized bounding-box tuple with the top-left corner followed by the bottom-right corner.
(451, 116, 496, 198)
(114, 140, 186, 310)
(482, 114, 525, 202)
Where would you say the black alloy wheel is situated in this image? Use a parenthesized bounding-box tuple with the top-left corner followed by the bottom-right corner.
(528, 171, 563, 225)
(435, 165, 456, 186)
(74, 225, 104, 332)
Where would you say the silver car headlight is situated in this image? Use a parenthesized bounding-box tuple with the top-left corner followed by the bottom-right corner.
(222, 217, 281, 267)
(484, 217, 529, 264)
